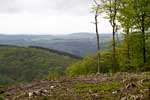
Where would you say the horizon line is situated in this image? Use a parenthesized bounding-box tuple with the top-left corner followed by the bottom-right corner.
(0, 32, 112, 35)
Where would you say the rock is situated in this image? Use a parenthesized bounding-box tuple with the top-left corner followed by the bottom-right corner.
(112, 91, 117, 94)
(50, 86, 55, 89)
(28, 92, 33, 97)
(34, 90, 40, 95)
(43, 89, 48, 93)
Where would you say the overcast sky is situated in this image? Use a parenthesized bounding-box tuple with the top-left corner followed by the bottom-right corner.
(0, 0, 112, 35)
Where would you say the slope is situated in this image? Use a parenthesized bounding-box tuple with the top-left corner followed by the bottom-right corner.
(0, 45, 79, 85)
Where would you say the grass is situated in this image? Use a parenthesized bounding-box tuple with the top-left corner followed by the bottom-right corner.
(0, 93, 6, 100)
(74, 82, 121, 93)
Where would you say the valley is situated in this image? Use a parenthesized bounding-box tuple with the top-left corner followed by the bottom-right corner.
(0, 33, 116, 57)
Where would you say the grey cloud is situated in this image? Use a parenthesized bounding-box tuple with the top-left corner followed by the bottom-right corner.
(0, 0, 94, 15)
(0, 0, 21, 13)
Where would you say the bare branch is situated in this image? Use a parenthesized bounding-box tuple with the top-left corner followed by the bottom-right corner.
(93, 0, 100, 6)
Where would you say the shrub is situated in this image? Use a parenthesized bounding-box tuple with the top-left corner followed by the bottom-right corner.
(66, 55, 97, 76)
(47, 72, 61, 80)
(66, 51, 113, 76)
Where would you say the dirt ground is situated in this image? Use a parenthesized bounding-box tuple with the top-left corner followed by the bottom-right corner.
(0, 73, 150, 100)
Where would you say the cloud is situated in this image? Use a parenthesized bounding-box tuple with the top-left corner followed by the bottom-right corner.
(0, 0, 112, 34)
(0, 13, 112, 34)
(0, 0, 93, 15)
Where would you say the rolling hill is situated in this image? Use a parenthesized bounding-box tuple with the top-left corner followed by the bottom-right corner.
(0, 45, 79, 85)
(0, 33, 119, 57)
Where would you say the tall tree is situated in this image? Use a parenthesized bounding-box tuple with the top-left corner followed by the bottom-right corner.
(133, 0, 150, 64)
(93, 0, 101, 74)
(101, 0, 120, 72)
(117, 0, 134, 67)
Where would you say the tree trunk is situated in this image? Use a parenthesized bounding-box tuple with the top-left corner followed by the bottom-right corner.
(95, 11, 101, 74)
(142, 28, 146, 64)
(111, 0, 117, 72)
(126, 29, 130, 66)
(112, 24, 116, 72)
(141, 13, 146, 64)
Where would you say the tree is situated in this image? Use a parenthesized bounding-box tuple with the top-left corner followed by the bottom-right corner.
(117, 0, 150, 70)
(133, 0, 150, 64)
(66, 55, 98, 76)
(100, 0, 120, 72)
(117, 32, 144, 71)
(117, 0, 135, 67)
(93, 0, 101, 74)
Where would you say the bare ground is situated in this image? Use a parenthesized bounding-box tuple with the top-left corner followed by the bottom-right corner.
(0, 73, 150, 100)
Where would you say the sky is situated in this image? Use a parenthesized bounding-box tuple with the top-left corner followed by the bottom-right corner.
(0, 0, 112, 35)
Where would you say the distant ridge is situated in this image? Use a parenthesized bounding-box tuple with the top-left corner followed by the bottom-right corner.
(0, 44, 28, 48)
(0, 32, 115, 57)
(28, 46, 82, 59)
(0, 44, 82, 59)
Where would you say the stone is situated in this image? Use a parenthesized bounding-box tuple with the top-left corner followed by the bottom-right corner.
(28, 92, 33, 97)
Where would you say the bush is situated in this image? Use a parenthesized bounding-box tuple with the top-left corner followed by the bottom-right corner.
(47, 72, 61, 79)
(66, 51, 113, 76)
(66, 55, 97, 76)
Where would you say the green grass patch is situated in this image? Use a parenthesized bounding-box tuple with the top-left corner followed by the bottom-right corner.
(142, 82, 150, 88)
(0, 93, 6, 100)
(74, 82, 121, 93)
(143, 72, 150, 76)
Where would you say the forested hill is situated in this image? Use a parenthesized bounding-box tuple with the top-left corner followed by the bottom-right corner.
(0, 45, 78, 85)
(28, 46, 82, 59)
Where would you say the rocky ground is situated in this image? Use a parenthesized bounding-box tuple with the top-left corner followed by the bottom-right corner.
(0, 73, 150, 100)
